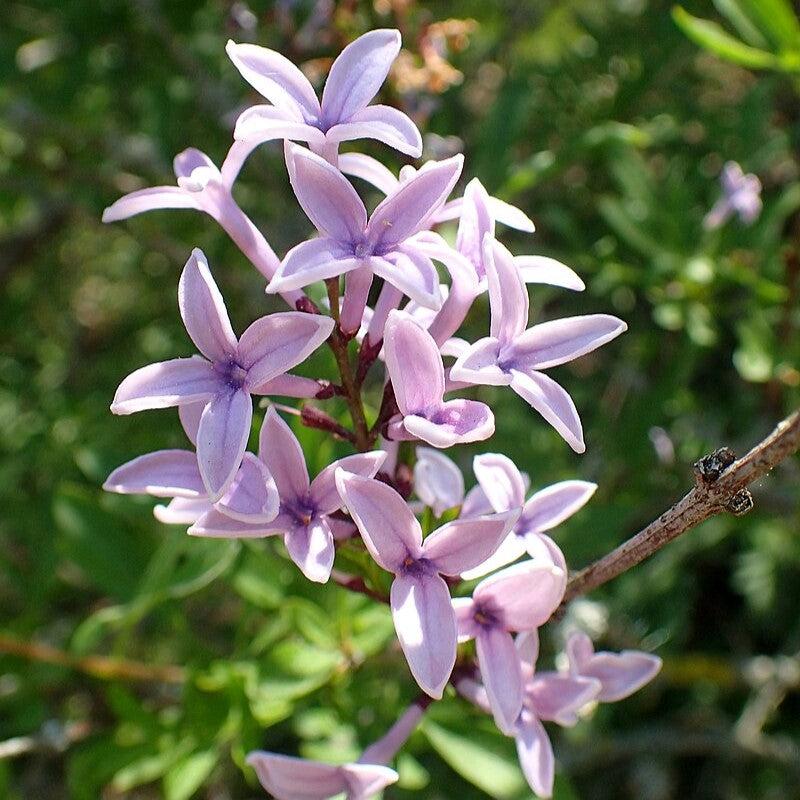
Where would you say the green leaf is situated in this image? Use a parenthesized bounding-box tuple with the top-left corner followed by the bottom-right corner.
(712, 0, 770, 47)
(164, 750, 218, 800)
(672, 7, 780, 69)
(735, 0, 800, 50)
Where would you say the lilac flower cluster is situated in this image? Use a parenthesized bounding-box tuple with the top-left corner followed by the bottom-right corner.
(103, 29, 660, 799)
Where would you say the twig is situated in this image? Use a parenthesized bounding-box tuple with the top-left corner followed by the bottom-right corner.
(562, 409, 800, 604)
(0, 721, 93, 761)
(0, 633, 186, 685)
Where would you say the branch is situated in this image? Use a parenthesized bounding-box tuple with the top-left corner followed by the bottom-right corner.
(563, 409, 800, 604)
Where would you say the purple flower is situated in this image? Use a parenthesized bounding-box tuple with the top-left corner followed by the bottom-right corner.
(229, 29, 422, 160)
(459, 453, 596, 580)
(703, 161, 762, 229)
(266, 146, 462, 311)
(335, 471, 520, 697)
(383, 310, 495, 448)
(413, 446, 465, 516)
(111, 249, 333, 501)
(452, 561, 566, 734)
(450, 236, 626, 453)
(189, 407, 385, 583)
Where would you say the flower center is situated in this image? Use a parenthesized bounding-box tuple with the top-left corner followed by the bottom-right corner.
(473, 603, 500, 628)
(215, 360, 248, 390)
(285, 497, 317, 527)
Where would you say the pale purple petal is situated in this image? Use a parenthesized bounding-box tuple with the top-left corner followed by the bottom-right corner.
(458, 532, 528, 581)
(310, 451, 387, 515)
(390, 572, 456, 699)
(178, 249, 238, 362)
(474, 561, 565, 631)
(225, 41, 321, 121)
(173, 148, 220, 189)
(383, 311, 445, 415)
(516, 630, 540, 668)
(370, 249, 442, 310)
(413, 447, 465, 516)
(189, 507, 285, 538)
(565, 631, 595, 671)
(326, 104, 422, 157)
(453, 597, 480, 642)
(519, 480, 596, 534)
(456, 178, 494, 276)
(269, 237, 362, 294)
(422, 511, 519, 577)
(476, 626, 524, 735)
(505, 314, 627, 371)
(111, 358, 220, 414)
(339, 152, 400, 195)
(449, 337, 510, 387)
(284, 518, 335, 583)
(258, 406, 310, 501)
(524, 534, 568, 586)
(154, 496, 210, 525)
(101, 187, 199, 223)
(366, 155, 463, 250)
(255, 374, 325, 399)
(239, 312, 334, 390)
(340, 266, 373, 336)
(487, 197, 536, 232)
(485, 237, 529, 345)
(286, 145, 368, 240)
(459, 484, 494, 519)
(321, 29, 401, 122)
(196, 388, 252, 502)
(403, 399, 495, 449)
(514, 255, 585, 291)
(216, 452, 279, 523)
(335, 472, 422, 571)
(179, 402, 204, 446)
(515, 711, 555, 799)
(233, 104, 327, 149)
(245, 751, 346, 800)
(103, 450, 204, 498)
(574, 649, 662, 702)
(528, 672, 600, 725)
(509, 370, 585, 454)
(342, 764, 400, 800)
(473, 453, 527, 513)
(220, 139, 264, 189)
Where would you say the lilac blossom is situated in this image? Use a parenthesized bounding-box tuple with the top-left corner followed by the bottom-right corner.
(450, 236, 626, 452)
(383, 310, 495, 448)
(189, 407, 385, 583)
(459, 453, 596, 580)
(111, 249, 333, 501)
(703, 161, 762, 229)
(229, 29, 422, 162)
(452, 562, 566, 734)
(413, 446, 465, 516)
(335, 471, 520, 698)
(267, 145, 462, 315)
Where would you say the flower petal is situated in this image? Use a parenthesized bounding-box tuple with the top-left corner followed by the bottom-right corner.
(458, 530, 528, 581)
(233, 104, 327, 149)
(519, 480, 596, 534)
(453, 597, 480, 642)
(459, 484, 495, 519)
(154, 496, 210, 525)
(310, 451, 387, 515)
(178, 249, 238, 362)
(287, 145, 367, 240)
(239, 311, 334, 390)
(449, 337, 510, 387)
(403, 399, 495, 448)
(101, 187, 199, 223)
(509, 370, 584, 454)
(321, 29, 401, 122)
(189, 507, 286, 538)
(284, 518, 335, 583)
(179, 402, 204, 445)
(413, 447, 465, 516)
(422, 511, 519, 577)
(366, 155, 463, 251)
(216, 452, 279, 523)
(225, 41, 321, 121)
(506, 314, 627, 371)
(456, 178, 495, 277)
(327, 104, 422, 157)
(111, 358, 220, 414)
(485, 236, 529, 345)
(196, 388, 252, 502)
(515, 710, 555, 798)
(528, 672, 600, 725)
(245, 751, 346, 800)
(514, 255, 584, 291)
(103, 450, 205, 498)
(370, 248, 442, 310)
(383, 311, 445, 416)
(258, 406, 310, 501)
(473, 453, 527, 513)
(339, 152, 400, 195)
(476, 626, 524, 735)
(269, 237, 362, 294)
(342, 764, 399, 800)
(335, 472, 422, 571)
(390, 572, 456, 699)
(574, 649, 662, 702)
(487, 197, 536, 232)
(474, 561, 565, 631)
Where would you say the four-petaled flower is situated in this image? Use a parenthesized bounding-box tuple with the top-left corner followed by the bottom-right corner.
(111, 249, 333, 501)
(451, 236, 626, 453)
(703, 161, 762, 230)
(229, 29, 422, 160)
(335, 471, 520, 698)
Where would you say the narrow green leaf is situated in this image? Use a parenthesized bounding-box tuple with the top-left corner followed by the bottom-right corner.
(164, 750, 218, 800)
(736, 0, 800, 50)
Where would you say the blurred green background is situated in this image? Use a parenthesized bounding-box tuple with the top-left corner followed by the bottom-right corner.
(2, 0, 800, 798)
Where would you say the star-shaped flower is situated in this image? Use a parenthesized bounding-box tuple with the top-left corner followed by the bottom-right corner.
(111, 249, 333, 501)
(450, 236, 626, 452)
(703, 161, 762, 229)
(335, 471, 519, 697)
(229, 29, 422, 160)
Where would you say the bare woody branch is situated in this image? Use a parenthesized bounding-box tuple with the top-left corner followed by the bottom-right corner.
(562, 409, 800, 604)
